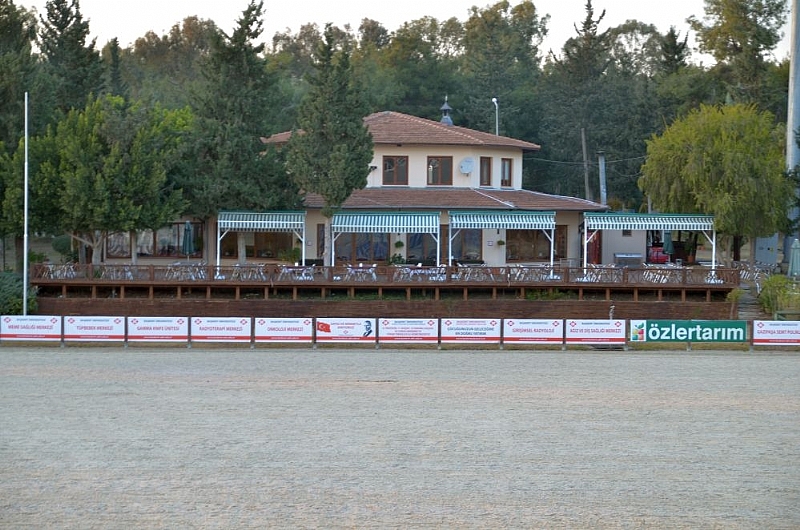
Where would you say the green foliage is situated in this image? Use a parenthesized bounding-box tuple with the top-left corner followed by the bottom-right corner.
(277, 247, 301, 263)
(184, 1, 298, 218)
(51, 234, 77, 262)
(758, 274, 796, 314)
(640, 103, 791, 240)
(688, 0, 788, 103)
(286, 24, 373, 219)
(38, 0, 104, 116)
(0, 272, 36, 314)
(525, 288, 573, 301)
(28, 249, 47, 263)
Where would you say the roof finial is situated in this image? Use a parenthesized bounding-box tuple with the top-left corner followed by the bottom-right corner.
(440, 95, 453, 126)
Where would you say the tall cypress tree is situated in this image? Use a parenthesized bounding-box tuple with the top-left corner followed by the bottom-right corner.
(38, 0, 103, 116)
(184, 0, 297, 219)
(286, 23, 374, 265)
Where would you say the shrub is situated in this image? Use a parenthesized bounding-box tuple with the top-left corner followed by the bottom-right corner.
(52, 234, 78, 262)
(0, 272, 37, 315)
(758, 274, 798, 315)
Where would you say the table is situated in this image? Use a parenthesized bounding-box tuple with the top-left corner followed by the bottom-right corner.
(345, 265, 377, 282)
(231, 264, 268, 281)
(459, 265, 495, 282)
(165, 262, 207, 281)
(277, 265, 315, 281)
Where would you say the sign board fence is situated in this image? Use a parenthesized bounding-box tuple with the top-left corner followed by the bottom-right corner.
(63, 316, 125, 342)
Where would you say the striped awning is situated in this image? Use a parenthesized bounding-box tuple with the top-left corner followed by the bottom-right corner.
(584, 213, 714, 231)
(217, 211, 306, 232)
(332, 212, 440, 233)
(449, 210, 555, 230)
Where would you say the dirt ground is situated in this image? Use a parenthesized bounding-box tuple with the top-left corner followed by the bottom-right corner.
(1, 347, 798, 529)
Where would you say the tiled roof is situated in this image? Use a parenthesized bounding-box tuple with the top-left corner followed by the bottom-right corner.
(261, 111, 541, 151)
(302, 187, 606, 212)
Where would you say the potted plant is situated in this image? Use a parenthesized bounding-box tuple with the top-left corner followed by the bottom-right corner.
(394, 240, 405, 249)
(496, 240, 505, 246)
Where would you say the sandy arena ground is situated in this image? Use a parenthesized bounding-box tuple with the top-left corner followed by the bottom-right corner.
(1, 346, 798, 529)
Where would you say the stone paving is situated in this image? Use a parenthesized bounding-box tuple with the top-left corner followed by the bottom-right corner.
(1, 347, 798, 529)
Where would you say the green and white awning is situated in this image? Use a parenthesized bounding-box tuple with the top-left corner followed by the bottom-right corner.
(332, 211, 440, 233)
(216, 211, 307, 267)
(217, 211, 306, 232)
(449, 210, 555, 230)
(584, 212, 714, 231)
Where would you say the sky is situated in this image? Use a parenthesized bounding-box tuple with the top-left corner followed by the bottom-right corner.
(20, 0, 793, 62)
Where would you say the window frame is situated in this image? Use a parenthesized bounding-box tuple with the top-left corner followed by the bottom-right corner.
(382, 155, 409, 185)
(479, 157, 492, 187)
(500, 158, 512, 187)
(426, 156, 453, 186)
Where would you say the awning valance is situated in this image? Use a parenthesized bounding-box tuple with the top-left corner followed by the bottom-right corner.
(332, 212, 440, 233)
(449, 210, 555, 230)
(217, 211, 306, 232)
(584, 213, 714, 231)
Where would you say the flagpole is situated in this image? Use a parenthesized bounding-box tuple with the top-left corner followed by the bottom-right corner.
(23, 92, 29, 315)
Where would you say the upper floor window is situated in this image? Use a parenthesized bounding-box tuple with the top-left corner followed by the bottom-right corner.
(382, 156, 408, 185)
(427, 156, 452, 185)
(501, 158, 512, 187)
(480, 157, 492, 186)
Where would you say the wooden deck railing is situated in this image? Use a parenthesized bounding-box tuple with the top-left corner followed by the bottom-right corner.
(31, 262, 740, 288)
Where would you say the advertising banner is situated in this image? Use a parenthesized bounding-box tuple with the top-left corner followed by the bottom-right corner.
(752, 320, 800, 345)
(254, 318, 313, 343)
(503, 319, 563, 344)
(63, 316, 125, 342)
(440, 318, 501, 344)
(315, 318, 376, 343)
(630, 320, 747, 343)
(565, 319, 626, 344)
(191, 317, 252, 343)
(0, 315, 62, 341)
(378, 318, 439, 344)
(127, 316, 189, 342)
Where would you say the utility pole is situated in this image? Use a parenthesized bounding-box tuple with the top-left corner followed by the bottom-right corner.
(784, 0, 800, 263)
(581, 128, 593, 202)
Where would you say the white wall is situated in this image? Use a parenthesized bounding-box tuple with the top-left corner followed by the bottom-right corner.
(367, 145, 524, 189)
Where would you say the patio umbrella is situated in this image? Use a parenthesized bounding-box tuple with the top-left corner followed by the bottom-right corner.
(788, 238, 800, 277)
(662, 230, 674, 256)
(182, 221, 195, 260)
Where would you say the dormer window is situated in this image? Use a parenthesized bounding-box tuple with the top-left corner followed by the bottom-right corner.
(427, 156, 453, 185)
(382, 156, 408, 185)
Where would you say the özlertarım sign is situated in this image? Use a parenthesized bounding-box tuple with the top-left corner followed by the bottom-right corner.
(630, 320, 747, 343)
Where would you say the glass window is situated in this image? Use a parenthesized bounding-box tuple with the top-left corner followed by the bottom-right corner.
(480, 157, 492, 186)
(382, 156, 408, 185)
(107, 229, 159, 258)
(334, 233, 389, 263)
(505, 226, 567, 261)
(501, 158, 512, 187)
(450, 228, 482, 261)
(427, 156, 452, 185)
(220, 231, 292, 259)
(407, 233, 440, 264)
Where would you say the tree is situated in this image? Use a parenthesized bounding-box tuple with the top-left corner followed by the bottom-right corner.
(286, 24, 373, 265)
(184, 0, 298, 222)
(38, 0, 103, 115)
(639, 103, 791, 261)
(459, 0, 547, 134)
(2, 95, 189, 265)
(125, 16, 217, 108)
(658, 26, 690, 76)
(0, 0, 39, 150)
(688, 0, 789, 103)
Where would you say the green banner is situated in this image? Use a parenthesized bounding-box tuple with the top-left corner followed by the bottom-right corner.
(630, 320, 747, 343)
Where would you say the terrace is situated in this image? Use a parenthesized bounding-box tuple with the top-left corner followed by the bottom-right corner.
(31, 261, 739, 303)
